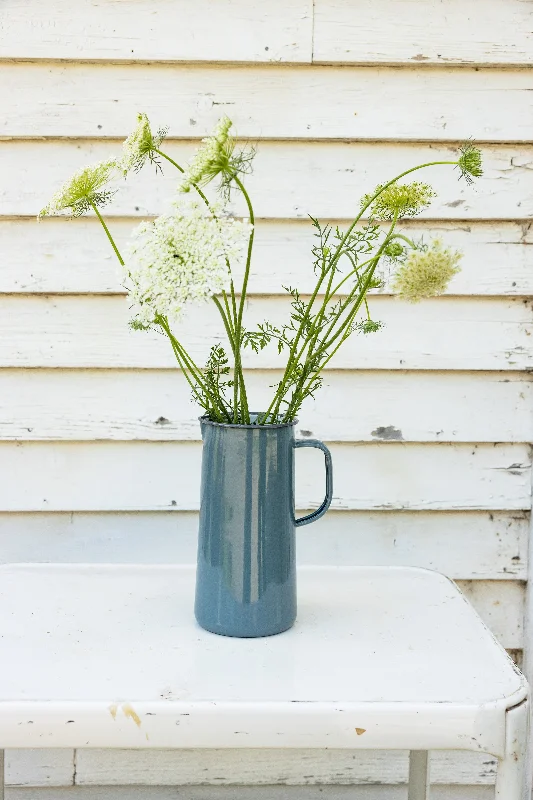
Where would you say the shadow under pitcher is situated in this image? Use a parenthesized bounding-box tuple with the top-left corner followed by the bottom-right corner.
(194, 415, 333, 637)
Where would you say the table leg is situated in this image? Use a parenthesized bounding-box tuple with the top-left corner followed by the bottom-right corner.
(408, 751, 430, 800)
(495, 699, 530, 799)
(0, 749, 4, 800)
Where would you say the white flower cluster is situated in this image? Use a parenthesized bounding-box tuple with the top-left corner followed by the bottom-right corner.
(179, 116, 233, 192)
(124, 196, 252, 326)
(391, 238, 461, 302)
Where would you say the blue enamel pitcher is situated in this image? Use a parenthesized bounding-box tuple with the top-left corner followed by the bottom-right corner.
(194, 415, 333, 637)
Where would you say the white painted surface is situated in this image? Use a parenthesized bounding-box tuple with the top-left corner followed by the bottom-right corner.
(2, 219, 532, 296)
(0, 511, 526, 580)
(4, 63, 533, 142)
(3, 786, 496, 799)
(313, 0, 533, 66)
(1, 370, 530, 443)
(0, 0, 313, 63)
(0, 565, 526, 755)
(0, 442, 529, 512)
(73, 748, 499, 786)
(2, 295, 531, 370)
(10, 141, 533, 220)
(2, 0, 531, 794)
(2, 0, 530, 66)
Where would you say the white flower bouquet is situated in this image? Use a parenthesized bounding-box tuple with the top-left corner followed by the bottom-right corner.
(39, 114, 482, 425)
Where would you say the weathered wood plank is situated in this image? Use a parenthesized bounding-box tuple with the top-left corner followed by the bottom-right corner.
(7, 141, 533, 220)
(0, 441, 528, 512)
(4, 63, 533, 142)
(0, 0, 313, 63)
(6, 750, 74, 787)
(6, 784, 495, 799)
(1, 370, 530, 444)
(0, 295, 530, 370)
(4, 219, 532, 296)
(75, 748, 501, 786)
(0, 510, 525, 580)
(459, 579, 524, 649)
(1, 0, 530, 68)
(313, 0, 533, 66)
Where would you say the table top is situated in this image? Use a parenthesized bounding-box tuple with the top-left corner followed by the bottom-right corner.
(0, 564, 527, 753)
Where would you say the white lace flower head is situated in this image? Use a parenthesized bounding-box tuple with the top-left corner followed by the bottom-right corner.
(362, 181, 436, 220)
(391, 239, 462, 302)
(124, 195, 253, 326)
(38, 159, 119, 218)
(179, 116, 234, 193)
(120, 112, 168, 175)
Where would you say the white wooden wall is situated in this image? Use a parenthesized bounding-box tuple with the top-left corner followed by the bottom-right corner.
(1, 0, 532, 797)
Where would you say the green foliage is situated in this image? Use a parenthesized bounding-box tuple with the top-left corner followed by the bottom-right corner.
(194, 344, 234, 421)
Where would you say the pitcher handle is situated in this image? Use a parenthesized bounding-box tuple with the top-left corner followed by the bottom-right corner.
(294, 439, 333, 527)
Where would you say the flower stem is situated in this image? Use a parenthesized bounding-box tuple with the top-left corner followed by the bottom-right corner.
(231, 174, 255, 423)
(154, 149, 185, 176)
(91, 202, 124, 266)
(155, 146, 248, 421)
(158, 316, 231, 421)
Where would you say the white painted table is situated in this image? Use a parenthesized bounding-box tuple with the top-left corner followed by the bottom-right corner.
(0, 564, 529, 798)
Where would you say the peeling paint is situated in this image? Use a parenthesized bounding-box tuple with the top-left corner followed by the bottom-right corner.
(371, 425, 403, 441)
(122, 703, 142, 727)
(109, 704, 118, 721)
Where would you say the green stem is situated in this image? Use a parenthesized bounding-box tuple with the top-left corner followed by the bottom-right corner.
(329, 255, 374, 297)
(319, 213, 399, 355)
(91, 202, 124, 266)
(158, 316, 230, 421)
(261, 255, 331, 424)
(212, 295, 237, 352)
(155, 146, 248, 421)
(390, 232, 417, 248)
(231, 174, 255, 423)
(281, 214, 400, 422)
(163, 330, 208, 409)
(154, 148, 185, 176)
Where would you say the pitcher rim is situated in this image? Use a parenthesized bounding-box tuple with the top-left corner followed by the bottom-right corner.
(199, 413, 298, 430)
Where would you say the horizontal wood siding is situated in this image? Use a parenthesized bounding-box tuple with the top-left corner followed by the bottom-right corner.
(7, 141, 533, 219)
(0, 0, 314, 63)
(1, 0, 531, 66)
(1, 441, 530, 512)
(2, 219, 532, 296)
(3, 63, 533, 142)
(1, 0, 531, 796)
(1, 296, 531, 370)
(5, 786, 495, 799)
(0, 511, 526, 579)
(1, 370, 530, 442)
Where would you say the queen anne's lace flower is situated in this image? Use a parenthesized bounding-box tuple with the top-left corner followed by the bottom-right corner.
(179, 116, 234, 192)
(457, 143, 483, 185)
(120, 112, 168, 175)
(363, 181, 436, 220)
(391, 239, 461, 302)
(124, 196, 253, 326)
(39, 159, 118, 218)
